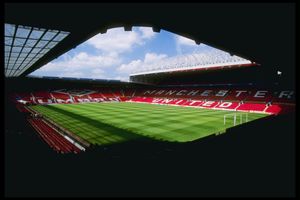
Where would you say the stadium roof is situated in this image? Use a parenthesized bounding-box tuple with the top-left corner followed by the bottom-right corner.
(130, 50, 253, 76)
(4, 3, 295, 79)
(4, 23, 70, 77)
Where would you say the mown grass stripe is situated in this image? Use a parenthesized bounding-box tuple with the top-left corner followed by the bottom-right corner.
(30, 102, 267, 145)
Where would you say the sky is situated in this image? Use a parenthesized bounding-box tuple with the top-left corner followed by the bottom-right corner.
(30, 27, 224, 81)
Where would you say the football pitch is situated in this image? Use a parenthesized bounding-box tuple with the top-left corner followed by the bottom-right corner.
(29, 102, 268, 145)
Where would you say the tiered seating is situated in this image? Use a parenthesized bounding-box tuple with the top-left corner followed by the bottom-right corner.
(78, 91, 120, 102)
(14, 93, 34, 104)
(99, 89, 115, 98)
(12, 87, 295, 115)
(130, 97, 241, 110)
(244, 89, 273, 103)
(73, 95, 92, 103)
(140, 88, 234, 101)
(129, 97, 292, 114)
(111, 89, 123, 98)
(110, 89, 128, 101)
(141, 88, 204, 99)
(205, 89, 230, 101)
(32, 91, 53, 104)
(130, 97, 154, 103)
(28, 118, 81, 154)
(140, 89, 158, 97)
(198, 101, 219, 108)
(178, 88, 207, 99)
(236, 103, 266, 112)
(271, 90, 295, 104)
(185, 100, 204, 106)
(214, 102, 240, 110)
(222, 89, 250, 102)
(166, 99, 188, 105)
(51, 92, 73, 103)
(264, 104, 282, 115)
(123, 88, 137, 97)
(88, 92, 106, 102)
(10, 86, 296, 155)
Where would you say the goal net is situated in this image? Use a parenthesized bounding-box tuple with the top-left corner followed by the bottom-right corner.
(224, 112, 248, 126)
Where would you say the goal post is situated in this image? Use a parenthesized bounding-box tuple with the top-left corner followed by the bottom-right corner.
(224, 112, 248, 126)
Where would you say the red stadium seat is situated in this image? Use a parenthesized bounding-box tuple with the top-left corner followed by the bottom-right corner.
(28, 118, 81, 154)
(14, 87, 295, 116)
(236, 103, 266, 112)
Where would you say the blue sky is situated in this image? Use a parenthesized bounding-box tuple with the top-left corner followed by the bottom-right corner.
(30, 27, 222, 81)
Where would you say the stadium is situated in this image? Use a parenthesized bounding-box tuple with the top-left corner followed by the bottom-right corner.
(4, 3, 295, 197)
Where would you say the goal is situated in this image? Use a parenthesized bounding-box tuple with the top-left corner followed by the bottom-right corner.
(224, 112, 248, 126)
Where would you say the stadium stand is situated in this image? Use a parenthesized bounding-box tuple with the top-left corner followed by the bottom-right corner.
(236, 103, 267, 112)
(111, 89, 123, 98)
(13, 87, 295, 115)
(73, 94, 92, 103)
(271, 91, 295, 104)
(214, 102, 240, 110)
(32, 91, 54, 104)
(123, 89, 137, 97)
(28, 118, 81, 154)
(11, 85, 294, 153)
(99, 88, 116, 98)
(243, 89, 273, 103)
(222, 89, 250, 102)
(88, 92, 107, 102)
(13, 92, 34, 104)
(51, 91, 73, 104)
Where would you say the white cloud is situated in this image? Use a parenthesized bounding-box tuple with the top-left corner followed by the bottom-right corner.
(112, 76, 130, 82)
(86, 27, 156, 54)
(175, 35, 198, 54)
(58, 71, 84, 78)
(89, 69, 106, 79)
(117, 52, 167, 74)
(86, 27, 142, 54)
(35, 52, 120, 72)
(31, 27, 161, 80)
(175, 35, 196, 46)
(144, 52, 167, 64)
(32, 51, 121, 79)
(139, 27, 156, 39)
(118, 59, 142, 74)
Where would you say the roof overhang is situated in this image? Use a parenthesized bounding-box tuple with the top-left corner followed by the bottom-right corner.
(4, 3, 295, 79)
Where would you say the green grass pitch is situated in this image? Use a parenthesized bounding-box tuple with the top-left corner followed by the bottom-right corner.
(29, 102, 268, 145)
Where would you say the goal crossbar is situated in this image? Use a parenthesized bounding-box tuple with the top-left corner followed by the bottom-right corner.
(224, 113, 248, 126)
